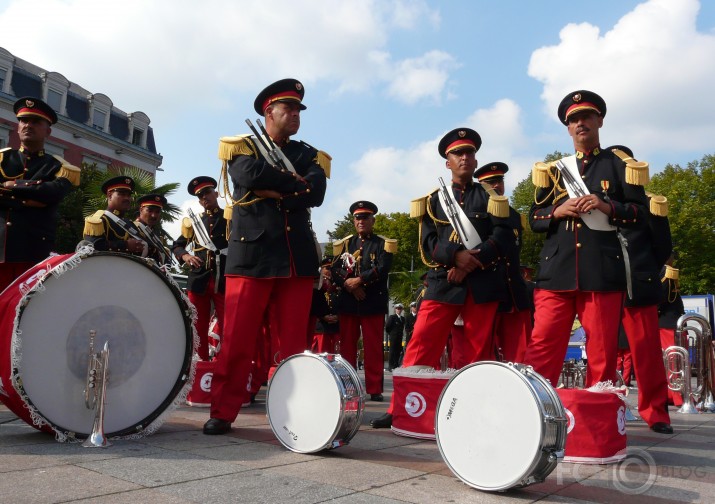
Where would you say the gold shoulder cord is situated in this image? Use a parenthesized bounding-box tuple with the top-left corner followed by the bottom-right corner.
(0, 151, 26, 180)
(419, 197, 445, 268)
(534, 167, 567, 206)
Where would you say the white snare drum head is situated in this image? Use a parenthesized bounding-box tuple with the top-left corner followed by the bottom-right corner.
(17, 254, 190, 436)
(436, 362, 543, 491)
(267, 354, 343, 453)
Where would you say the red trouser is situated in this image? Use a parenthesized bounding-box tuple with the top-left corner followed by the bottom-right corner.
(388, 297, 498, 414)
(312, 333, 339, 354)
(494, 309, 532, 363)
(616, 349, 633, 386)
(621, 305, 670, 426)
(525, 289, 624, 387)
(187, 276, 225, 361)
(0, 262, 33, 294)
(660, 327, 684, 406)
(339, 314, 384, 395)
(210, 275, 313, 422)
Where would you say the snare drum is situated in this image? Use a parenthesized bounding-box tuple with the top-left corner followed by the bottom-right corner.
(435, 361, 567, 491)
(266, 351, 364, 453)
(0, 250, 195, 441)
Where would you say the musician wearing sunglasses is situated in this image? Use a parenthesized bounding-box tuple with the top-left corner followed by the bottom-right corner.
(475, 162, 532, 363)
(0, 97, 79, 291)
(135, 193, 171, 266)
(204, 78, 328, 435)
(83, 176, 147, 257)
(372, 128, 513, 429)
(525, 90, 648, 393)
(332, 200, 396, 402)
(171, 176, 227, 362)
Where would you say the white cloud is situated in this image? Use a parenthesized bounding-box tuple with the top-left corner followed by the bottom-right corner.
(385, 50, 460, 104)
(310, 98, 530, 239)
(528, 0, 715, 157)
(0, 0, 452, 120)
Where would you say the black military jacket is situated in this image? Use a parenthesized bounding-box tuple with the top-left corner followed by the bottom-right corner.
(225, 137, 326, 278)
(419, 181, 513, 305)
(658, 270, 685, 329)
(0, 148, 74, 263)
(84, 210, 143, 254)
(530, 149, 647, 292)
(332, 234, 393, 316)
(498, 207, 531, 312)
(622, 210, 672, 307)
(172, 207, 228, 294)
(313, 290, 340, 335)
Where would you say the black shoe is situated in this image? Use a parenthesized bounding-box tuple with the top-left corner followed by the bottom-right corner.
(370, 393, 384, 402)
(650, 422, 674, 434)
(203, 418, 231, 435)
(370, 413, 393, 429)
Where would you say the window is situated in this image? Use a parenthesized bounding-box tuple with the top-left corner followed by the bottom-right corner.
(132, 127, 144, 146)
(0, 68, 6, 91)
(47, 88, 63, 112)
(82, 156, 108, 172)
(93, 109, 106, 131)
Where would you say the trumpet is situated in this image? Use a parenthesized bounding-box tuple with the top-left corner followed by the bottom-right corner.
(83, 330, 111, 447)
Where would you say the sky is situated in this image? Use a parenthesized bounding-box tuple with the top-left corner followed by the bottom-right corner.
(1, 0, 714, 242)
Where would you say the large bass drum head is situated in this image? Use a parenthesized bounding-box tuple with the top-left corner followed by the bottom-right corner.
(16, 253, 192, 437)
(435, 362, 544, 491)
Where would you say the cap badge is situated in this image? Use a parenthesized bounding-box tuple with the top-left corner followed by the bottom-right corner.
(295, 82, 303, 91)
(358, 202, 364, 208)
(458, 130, 466, 138)
(25, 99, 35, 108)
(573, 93, 582, 103)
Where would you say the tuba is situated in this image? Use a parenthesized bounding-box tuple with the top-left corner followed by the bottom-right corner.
(83, 330, 111, 447)
(664, 313, 715, 413)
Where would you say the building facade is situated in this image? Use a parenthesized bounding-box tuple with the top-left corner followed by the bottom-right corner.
(0, 47, 162, 175)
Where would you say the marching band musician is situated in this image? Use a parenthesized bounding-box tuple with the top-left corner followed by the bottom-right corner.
(171, 176, 227, 362)
(524, 90, 648, 389)
(332, 200, 396, 402)
(372, 127, 513, 429)
(0, 97, 79, 291)
(83, 176, 147, 256)
(135, 193, 171, 266)
(203, 78, 329, 435)
(310, 257, 340, 354)
(658, 254, 685, 407)
(605, 146, 673, 434)
(475, 162, 532, 363)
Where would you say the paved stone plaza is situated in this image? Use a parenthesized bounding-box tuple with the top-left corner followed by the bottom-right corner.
(1, 371, 714, 503)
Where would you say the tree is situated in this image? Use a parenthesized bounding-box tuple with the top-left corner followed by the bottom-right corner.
(646, 155, 715, 294)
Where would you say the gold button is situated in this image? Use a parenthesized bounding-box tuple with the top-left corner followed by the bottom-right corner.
(576, 243, 582, 248)
(576, 223, 582, 229)
(6, 221, 11, 226)
(240, 237, 245, 241)
(287, 226, 291, 231)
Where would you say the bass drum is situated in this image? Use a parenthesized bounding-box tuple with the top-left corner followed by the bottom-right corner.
(0, 250, 195, 441)
(435, 361, 567, 491)
(266, 352, 364, 453)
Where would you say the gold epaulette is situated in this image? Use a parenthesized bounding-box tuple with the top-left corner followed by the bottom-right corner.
(381, 237, 398, 254)
(649, 194, 668, 217)
(532, 162, 553, 188)
(664, 265, 679, 280)
(218, 134, 255, 161)
(0, 146, 10, 163)
(612, 148, 650, 186)
(181, 217, 194, 239)
(332, 235, 352, 257)
(83, 210, 105, 237)
(410, 189, 437, 218)
(53, 155, 81, 187)
(316, 150, 332, 179)
(487, 194, 509, 218)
